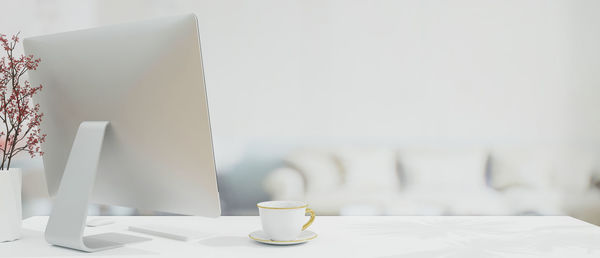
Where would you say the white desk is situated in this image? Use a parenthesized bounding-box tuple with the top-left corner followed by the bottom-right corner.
(2, 216, 600, 257)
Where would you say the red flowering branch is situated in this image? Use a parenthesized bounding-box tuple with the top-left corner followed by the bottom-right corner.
(0, 32, 46, 170)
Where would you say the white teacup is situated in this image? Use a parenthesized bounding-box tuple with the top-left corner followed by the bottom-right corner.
(257, 201, 315, 241)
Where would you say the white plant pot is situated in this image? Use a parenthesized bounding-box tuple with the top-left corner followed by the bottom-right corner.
(0, 168, 21, 242)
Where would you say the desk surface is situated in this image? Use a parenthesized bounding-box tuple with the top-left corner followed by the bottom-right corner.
(2, 216, 600, 258)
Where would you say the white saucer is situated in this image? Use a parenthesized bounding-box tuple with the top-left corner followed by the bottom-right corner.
(249, 230, 317, 245)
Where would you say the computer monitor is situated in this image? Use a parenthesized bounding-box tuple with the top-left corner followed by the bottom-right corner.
(23, 14, 220, 252)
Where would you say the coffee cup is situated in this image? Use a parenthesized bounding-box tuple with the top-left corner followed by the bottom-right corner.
(257, 201, 315, 241)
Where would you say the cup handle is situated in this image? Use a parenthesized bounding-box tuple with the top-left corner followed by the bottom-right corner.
(302, 208, 315, 231)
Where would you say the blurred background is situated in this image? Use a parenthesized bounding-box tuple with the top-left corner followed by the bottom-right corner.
(2, 0, 600, 224)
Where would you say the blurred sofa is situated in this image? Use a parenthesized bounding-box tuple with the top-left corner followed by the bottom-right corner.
(263, 146, 600, 224)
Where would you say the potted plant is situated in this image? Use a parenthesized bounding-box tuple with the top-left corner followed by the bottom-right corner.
(0, 33, 45, 242)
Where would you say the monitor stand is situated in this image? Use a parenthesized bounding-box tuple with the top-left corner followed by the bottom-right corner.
(44, 121, 151, 252)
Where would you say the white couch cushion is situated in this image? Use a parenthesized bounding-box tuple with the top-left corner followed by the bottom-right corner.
(490, 147, 597, 193)
(335, 148, 400, 192)
(490, 147, 554, 191)
(501, 187, 563, 215)
(399, 148, 488, 193)
(263, 167, 305, 201)
(548, 149, 598, 194)
(284, 149, 342, 193)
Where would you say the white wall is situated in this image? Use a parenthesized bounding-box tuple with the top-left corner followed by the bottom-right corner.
(97, 0, 600, 152)
(2, 0, 600, 166)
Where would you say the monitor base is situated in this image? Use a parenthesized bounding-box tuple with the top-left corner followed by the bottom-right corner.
(129, 224, 213, 241)
(83, 233, 151, 251)
(43, 121, 148, 252)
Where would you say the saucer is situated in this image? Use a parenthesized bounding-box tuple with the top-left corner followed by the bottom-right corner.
(249, 230, 317, 245)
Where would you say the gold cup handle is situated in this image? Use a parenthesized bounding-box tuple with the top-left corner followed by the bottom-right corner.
(302, 208, 315, 231)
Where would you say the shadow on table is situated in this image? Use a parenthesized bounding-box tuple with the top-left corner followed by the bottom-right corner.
(198, 236, 307, 248)
(0, 229, 157, 257)
(198, 236, 251, 247)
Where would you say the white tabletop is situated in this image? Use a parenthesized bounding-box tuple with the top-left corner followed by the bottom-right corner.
(2, 216, 600, 258)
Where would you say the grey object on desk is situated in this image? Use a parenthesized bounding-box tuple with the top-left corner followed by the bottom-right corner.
(129, 225, 213, 241)
(86, 218, 116, 227)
